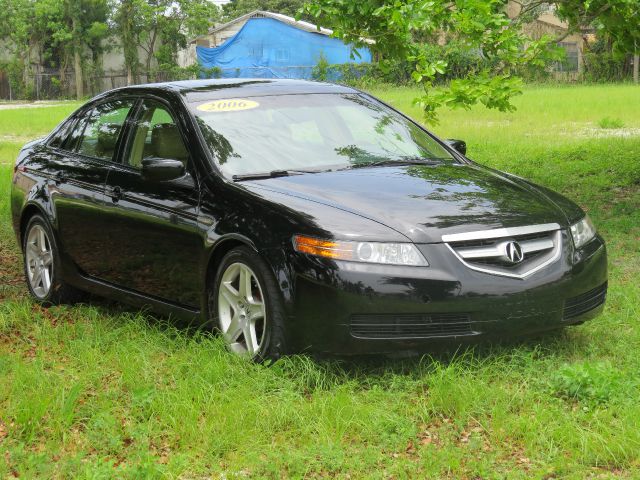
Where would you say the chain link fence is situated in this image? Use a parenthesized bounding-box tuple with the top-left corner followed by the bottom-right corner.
(0, 71, 184, 101)
(0, 65, 373, 100)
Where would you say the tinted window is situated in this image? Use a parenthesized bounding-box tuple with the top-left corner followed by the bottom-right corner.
(126, 100, 189, 169)
(48, 117, 78, 149)
(62, 116, 88, 152)
(188, 94, 454, 177)
(75, 100, 135, 161)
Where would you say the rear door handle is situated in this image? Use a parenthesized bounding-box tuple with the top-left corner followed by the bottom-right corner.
(108, 185, 123, 202)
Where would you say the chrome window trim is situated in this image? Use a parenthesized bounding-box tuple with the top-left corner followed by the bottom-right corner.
(445, 229, 563, 280)
(441, 223, 561, 243)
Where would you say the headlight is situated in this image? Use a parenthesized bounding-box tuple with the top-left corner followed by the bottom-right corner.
(293, 235, 428, 266)
(570, 215, 596, 249)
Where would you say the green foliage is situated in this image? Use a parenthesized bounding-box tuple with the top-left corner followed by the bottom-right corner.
(598, 117, 625, 129)
(555, 0, 640, 56)
(582, 37, 634, 82)
(222, 0, 308, 20)
(311, 52, 330, 81)
(113, 0, 142, 82)
(0, 84, 640, 477)
(550, 362, 624, 405)
(0, 0, 222, 97)
(0, 0, 110, 98)
(155, 64, 222, 80)
(1, 60, 33, 99)
(111, 0, 221, 81)
(303, 0, 558, 123)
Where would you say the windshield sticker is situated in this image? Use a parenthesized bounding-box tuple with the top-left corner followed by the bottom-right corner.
(197, 99, 260, 112)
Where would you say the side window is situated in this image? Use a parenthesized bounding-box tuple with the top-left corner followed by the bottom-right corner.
(126, 100, 189, 169)
(75, 100, 135, 161)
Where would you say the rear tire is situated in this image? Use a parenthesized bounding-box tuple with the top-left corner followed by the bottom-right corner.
(209, 246, 287, 362)
(22, 214, 82, 305)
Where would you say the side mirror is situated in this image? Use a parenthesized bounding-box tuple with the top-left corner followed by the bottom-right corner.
(141, 157, 185, 182)
(445, 139, 467, 156)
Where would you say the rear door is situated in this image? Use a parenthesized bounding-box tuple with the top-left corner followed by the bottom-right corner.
(47, 98, 136, 278)
(100, 97, 203, 307)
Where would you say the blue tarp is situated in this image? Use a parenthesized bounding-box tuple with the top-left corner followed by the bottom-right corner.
(196, 17, 372, 79)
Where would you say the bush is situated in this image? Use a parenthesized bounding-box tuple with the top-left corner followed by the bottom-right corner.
(1, 60, 35, 100)
(582, 37, 632, 82)
(550, 361, 623, 405)
(598, 117, 625, 129)
(154, 64, 222, 81)
(311, 52, 330, 81)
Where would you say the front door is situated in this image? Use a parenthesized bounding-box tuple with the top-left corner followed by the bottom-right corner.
(101, 98, 203, 307)
(47, 99, 135, 279)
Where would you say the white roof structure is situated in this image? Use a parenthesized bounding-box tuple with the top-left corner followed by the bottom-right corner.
(207, 10, 335, 37)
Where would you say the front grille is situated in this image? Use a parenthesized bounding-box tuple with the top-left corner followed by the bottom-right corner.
(350, 313, 474, 339)
(442, 223, 562, 278)
(564, 282, 607, 319)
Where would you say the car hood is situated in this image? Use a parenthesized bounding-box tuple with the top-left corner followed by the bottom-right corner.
(243, 163, 570, 243)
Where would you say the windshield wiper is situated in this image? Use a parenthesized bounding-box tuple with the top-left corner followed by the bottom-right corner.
(232, 169, 321, 182)
(343, 157, 450, 170)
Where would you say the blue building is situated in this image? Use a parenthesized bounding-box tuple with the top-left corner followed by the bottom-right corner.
(190, 11, 372, 79)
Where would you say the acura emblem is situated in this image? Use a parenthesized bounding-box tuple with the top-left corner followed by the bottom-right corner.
(505, 241, 524, 264)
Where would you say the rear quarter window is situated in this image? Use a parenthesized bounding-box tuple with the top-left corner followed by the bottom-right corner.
(48, 117, 79, 149)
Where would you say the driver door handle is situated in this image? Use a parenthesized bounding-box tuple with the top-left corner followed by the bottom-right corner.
(108, 185, 123, 202)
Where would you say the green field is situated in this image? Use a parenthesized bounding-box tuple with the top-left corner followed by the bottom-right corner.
(1, 85, 639, 479)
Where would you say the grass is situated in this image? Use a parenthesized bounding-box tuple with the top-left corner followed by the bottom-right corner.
(1, 84, 639, 478)
(598, 117, 625, 129)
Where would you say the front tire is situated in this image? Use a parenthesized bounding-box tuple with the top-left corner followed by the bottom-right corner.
(210, 246, 287, 361)
(22, 214, 81, 305)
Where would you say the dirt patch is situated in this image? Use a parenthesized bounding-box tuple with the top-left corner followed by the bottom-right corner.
(0, 238, 25, 301)
(577, 127, 640, 138)
(0, 101, 70, 111)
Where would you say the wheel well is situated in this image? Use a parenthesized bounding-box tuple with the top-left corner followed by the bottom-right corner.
(205, 239, 247, 287)
(19, 204, 44, 249)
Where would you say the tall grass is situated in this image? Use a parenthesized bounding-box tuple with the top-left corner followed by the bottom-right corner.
(0, 85, 639, 478)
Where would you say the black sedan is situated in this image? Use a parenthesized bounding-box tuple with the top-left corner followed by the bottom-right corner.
(10, 79, 607, 360)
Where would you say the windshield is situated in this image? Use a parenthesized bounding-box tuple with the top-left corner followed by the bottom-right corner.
(188, 93, 455, 176)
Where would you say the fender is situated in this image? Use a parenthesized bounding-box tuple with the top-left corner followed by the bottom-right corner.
(13, 173, 57, 249)
(199, 229, 296, 321)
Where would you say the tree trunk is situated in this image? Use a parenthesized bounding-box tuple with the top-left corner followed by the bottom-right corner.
(146, 54, 154, 82)
(74, 48, 83, 99)
(634, 53, 639, 84)
(146, 30, 158, 82)
(73, 16, 83, 99)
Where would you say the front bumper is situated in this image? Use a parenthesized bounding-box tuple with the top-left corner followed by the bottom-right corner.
(287, 232, 607, 354)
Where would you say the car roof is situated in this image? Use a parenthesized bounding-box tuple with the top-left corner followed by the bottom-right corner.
(109, 78, 359, 103)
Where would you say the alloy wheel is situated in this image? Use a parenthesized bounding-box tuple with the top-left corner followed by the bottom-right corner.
(217, 262, 267, 356)
(25, 224, 54, 299)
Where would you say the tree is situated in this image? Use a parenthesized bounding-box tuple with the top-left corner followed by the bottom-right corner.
(0, 0, 108, 99)
(302, 0, 559, 123)
(223, 0, 307, 19)
(552, 0, 640, 83)
(0, 0, 36, 96)
(112, 0, 142, 84)
(111, 0, 220, 83)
